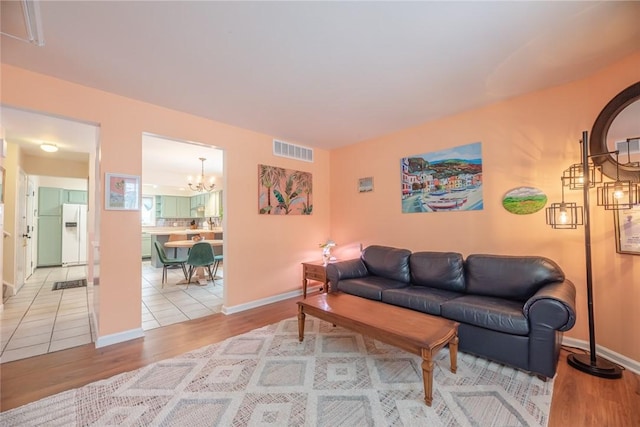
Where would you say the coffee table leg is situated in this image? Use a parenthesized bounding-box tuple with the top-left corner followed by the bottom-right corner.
(449, 335, 458, 374)
(421, 348, 434, 406)
(298, 305, 306, 342)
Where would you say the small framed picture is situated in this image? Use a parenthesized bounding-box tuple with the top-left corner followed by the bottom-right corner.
(105, 173, 140, 210)
(614, 204, 640, 255)
(358, 177, 374, 193)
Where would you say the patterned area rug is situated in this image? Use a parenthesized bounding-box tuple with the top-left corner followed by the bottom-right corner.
(1, 317, 553, 426)
(52, 279, 87, 291)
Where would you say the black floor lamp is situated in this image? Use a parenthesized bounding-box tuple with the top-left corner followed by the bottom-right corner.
(546, 130, 639, 379)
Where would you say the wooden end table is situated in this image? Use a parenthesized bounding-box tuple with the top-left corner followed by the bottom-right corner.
(298, 293, 459, 406)
(301, 260, 330, 298)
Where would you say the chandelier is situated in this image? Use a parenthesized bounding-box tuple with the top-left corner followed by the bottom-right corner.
(187, 157, 216, 192)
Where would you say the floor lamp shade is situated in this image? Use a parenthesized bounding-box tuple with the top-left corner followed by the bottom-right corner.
(545, 202, 583, 229)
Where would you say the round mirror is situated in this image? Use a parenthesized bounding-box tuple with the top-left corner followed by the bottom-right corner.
(590, 81, 640, 182)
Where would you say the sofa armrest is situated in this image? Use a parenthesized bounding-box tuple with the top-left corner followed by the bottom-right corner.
(523, 280, 576, 331)
(326, 259, 369, 291)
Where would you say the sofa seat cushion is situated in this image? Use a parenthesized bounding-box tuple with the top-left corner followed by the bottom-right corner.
(440, 295, 529, 336)
(337, 277, 408, 301)
(382, 286, 463, 316)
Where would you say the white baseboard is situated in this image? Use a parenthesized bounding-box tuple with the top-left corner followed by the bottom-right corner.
(562, 336, 640, 375)
(221, 286, 324, 315)
(95, 328, 145, 348)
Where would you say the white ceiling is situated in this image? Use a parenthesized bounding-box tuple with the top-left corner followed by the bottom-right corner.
(141, 134, 223, 192)
(1, 1, 639, 165)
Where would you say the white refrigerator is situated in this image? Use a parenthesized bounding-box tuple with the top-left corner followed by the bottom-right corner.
(62, 203, 87, 266)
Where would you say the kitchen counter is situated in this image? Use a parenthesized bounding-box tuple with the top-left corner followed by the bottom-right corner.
(143, 227, 223, 235)
(145, 227, 223, 267)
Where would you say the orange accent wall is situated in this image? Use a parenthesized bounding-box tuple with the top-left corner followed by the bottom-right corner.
(329, 52, 640, 363)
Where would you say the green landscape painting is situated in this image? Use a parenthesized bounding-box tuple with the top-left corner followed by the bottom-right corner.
(502, 187, 547, 215)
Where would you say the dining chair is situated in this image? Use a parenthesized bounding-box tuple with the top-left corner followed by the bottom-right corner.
(168, 233, 187, 257)
(154, 241, 188, 287)
(185, 242, 215, 288)
(211, 244, 224, 283)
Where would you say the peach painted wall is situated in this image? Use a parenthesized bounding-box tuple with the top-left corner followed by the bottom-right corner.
(329, 52, 640, 363)
(1, 64, 331, 338)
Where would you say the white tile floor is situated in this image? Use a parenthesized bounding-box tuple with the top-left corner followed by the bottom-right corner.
(140, 261, 223, 330)
(0, 261, 223, 364)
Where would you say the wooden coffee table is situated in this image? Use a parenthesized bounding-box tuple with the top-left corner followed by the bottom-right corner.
(298, 292, 459, 406)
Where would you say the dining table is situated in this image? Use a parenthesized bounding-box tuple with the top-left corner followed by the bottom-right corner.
(164, 239, 223, 285)
(164, 239, 223, 249)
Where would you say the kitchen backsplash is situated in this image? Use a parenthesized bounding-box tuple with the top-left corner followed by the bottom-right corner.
(155, 217, 222, 228)
(155, 218, 192, 227)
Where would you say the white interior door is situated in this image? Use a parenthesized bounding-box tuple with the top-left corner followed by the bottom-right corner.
(25, 177, 36, 278)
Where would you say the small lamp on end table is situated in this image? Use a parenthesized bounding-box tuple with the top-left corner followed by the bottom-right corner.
(319, 239, 336, 265)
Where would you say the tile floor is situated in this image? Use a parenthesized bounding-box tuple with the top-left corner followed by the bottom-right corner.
(140, 261, 223, 330)
(1, 261, 223, 364)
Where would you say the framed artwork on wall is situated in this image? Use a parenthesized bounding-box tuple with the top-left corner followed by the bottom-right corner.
(258, 164, 312, 215)
(358, 177, 373, 193)
(105, 173, 140, 210)
(502, 187, 547, 215)
(400, 142, 483, 213)
(614, 204, 640, 255)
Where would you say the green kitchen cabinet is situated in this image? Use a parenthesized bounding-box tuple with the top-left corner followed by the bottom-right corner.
(141, 234, 152, 259)
(38, 187, 64, 216)
(190, 193, 209, 217)
(155, 196, 162, 218)
(177, 196, 191, 218)
(158, 195, 191, 218)
(37, 216, 62, 266)
(65, 190, 88, 204)
(159, 196, 177, 217)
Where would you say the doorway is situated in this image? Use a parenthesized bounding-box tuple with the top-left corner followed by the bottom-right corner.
(0, 106, 98, 363)
(140, 133, 224, 330)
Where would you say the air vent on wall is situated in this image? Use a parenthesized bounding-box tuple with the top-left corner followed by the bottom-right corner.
(273, 139, 314, 163)
(616, 138, 640, 156)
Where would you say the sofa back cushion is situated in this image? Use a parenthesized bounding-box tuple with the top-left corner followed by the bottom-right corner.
(465, 254, 565, 301)
(362, 245, 411, 283)
(410, 252, 466, 292)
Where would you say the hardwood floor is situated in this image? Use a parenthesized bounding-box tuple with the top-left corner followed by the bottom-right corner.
(1, 296, 639, 426)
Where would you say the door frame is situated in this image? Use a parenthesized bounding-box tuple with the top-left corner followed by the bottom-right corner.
(14, 169, 27, 294)
(25, 176, 36, 279)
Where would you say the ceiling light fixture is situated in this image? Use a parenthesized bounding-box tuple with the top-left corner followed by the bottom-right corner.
(187, 157, 216, 193)
(40, 142, 58, 152)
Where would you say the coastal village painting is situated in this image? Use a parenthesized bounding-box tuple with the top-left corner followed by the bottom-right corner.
(258, 164, 313, 215)
(401, 142, 483, 213)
